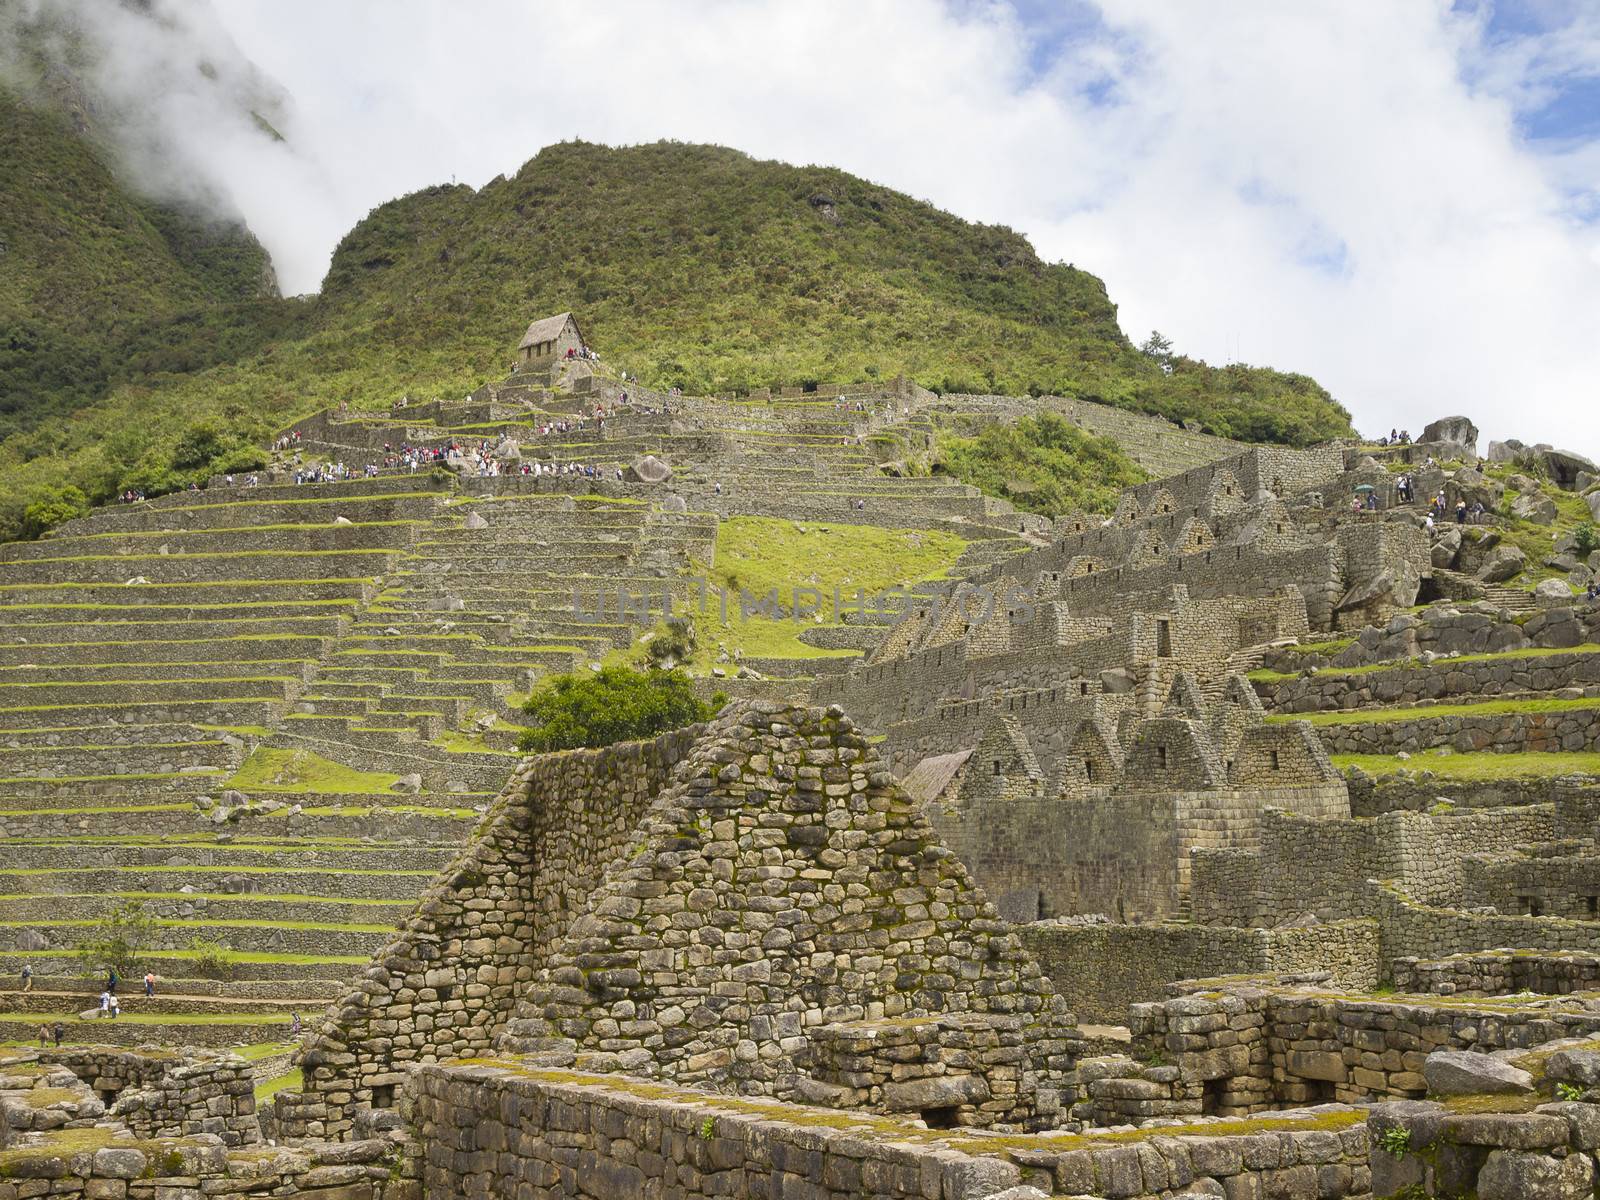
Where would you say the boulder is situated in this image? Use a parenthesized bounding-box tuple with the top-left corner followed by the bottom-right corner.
(1431, 527, 1462, 569)
(1422, 415, 1479, 456)
(1477, 1148, 1592, 1200)
(1535, 579, 1574, 601)
(14, 928, 48, 951)
(494, 437, 521, 461)
(463, 511, 488, 530)
(1099, 667, 1137, 694)
(389, 773, 423, 795)
(1487, 439, 1524, 463)
(658, 494, 687, 514)
(1544, 1048, 1600, 1088)
(1511, 491, 1557, 524)
(624, 455, 672, 484)
(1423, 1050, 1534, 1096)
(1586, 492, 1600, 522)
(1477, 544, 1527, 583)
(1542, 446, 1599, 489)
(882, 1072, 990, 1112)
(333, 515, 354, 526)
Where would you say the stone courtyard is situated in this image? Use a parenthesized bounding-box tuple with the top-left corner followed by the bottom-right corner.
(7, 337, 1600, 1197)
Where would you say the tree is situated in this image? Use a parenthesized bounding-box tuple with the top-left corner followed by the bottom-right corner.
(1139, 330, 1174, 361)
(518, 666, 727, 752)
(20, 484, 90, 539)
(74, 900, 157, 976)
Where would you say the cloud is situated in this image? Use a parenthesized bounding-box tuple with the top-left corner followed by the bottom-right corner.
(12, 0, 1600, 452)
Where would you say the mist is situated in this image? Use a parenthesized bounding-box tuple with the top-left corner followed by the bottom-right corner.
(0, 0, 344, 294)
(3, 0, 1599, 451)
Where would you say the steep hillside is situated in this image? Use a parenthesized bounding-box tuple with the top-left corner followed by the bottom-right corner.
(0, 88, 280, 444)
(0, 136, 1351, 540)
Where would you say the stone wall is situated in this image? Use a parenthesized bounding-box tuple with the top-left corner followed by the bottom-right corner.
(1309, 703, 1600, 756)
(297, 725, 700, 1136)
(301, 702, 1080, 1139)
(1191, 805, 1555, 926)
(1019, 919, 1381, 1023)
(1259, 648, 1600, 713)
(112, 1054, 259, 1147)
(407, 1057, 1377, 1200)
(1392, 949, 1600, 995)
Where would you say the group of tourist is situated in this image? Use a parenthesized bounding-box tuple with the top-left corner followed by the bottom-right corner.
(1378, 428, 1414, 446)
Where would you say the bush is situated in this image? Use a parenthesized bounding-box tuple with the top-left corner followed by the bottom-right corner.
(20, 484, 90, 538)
(188, 937, 234, 980)
(74, 900, 157, 977)
(933, 410, 1146, 516)
(518, 666, 726, 752)
(1574, 522, 1599, 560)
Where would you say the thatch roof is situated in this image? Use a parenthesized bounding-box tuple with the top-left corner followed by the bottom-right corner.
(899, 749, 973, 807)
(518, 312, 581, 351)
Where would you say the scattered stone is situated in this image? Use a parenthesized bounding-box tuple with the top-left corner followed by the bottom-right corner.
(390, 774, 423, 795)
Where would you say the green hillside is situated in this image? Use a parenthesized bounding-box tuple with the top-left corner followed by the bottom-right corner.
(0, 90, 279, 444)
(0, 130, 1352, 541)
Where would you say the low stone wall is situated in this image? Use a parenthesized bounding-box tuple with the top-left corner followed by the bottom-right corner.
(1308, 704, 1600, 755)
(408, 1058, 1375, 1200)
(1258, 648, 1600, 713)
(1392, 949, 1600, 995)
(1347, 772, 1600, 815)
(1019, 919, 1380, 1023)
(112, 1054, 259, 1146)
(1371, 1098, 1600, 1200)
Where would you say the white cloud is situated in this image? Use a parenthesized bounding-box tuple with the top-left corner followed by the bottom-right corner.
(20, 0, 1600, 452)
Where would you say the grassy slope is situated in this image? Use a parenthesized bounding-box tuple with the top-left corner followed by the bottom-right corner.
(0, 135, 1352, 541)
(686, 517, 968, 663)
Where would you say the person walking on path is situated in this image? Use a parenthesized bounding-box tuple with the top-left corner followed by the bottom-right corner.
(144, 972, 155, 998)
(21, 962, 31, 991)
(99, 990, 111, 1016)
(108, 993, 120, 1019)
(52, 1021, 63, 1047)
(290, 1012, 302, 1036)
(36, 1023, 48, 1048)
(106, 967, 117, 995)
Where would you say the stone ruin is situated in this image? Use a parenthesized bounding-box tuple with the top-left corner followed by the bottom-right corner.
(11, 333, 1600, 1197)
(288, 700, 1079, 1139)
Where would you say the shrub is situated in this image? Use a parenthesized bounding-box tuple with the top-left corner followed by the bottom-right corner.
(1376, 1126, 1412, 1158)
(188, 937, 234, 980)
(1574, 522, 1599, 561)
(20, 484, 90, 539)
(644, 620, 696, 668)
(933, 410, 1145, 516)
(74, 900, 157, 976)
(518, 666, 726, 752)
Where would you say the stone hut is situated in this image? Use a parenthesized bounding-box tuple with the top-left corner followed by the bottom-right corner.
(515, 311, 585, 367)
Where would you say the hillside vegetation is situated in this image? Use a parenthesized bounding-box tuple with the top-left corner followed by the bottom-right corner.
(0, 128, 1353, 541)
(933, 411, 1147, 516)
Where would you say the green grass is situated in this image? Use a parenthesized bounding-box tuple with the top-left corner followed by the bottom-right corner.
(225, 748, 404, 794)
(255, 1066, 303, 1102)
(0, 891, 402, 906)
(1333, 751, 1600, 779)
(1271, 696, 1600, 726)
(684, 517, 965, 665)
(234, 1040, 297, 1061)
(0, 948, 370, 964)
(1251, 642, 1600, 683)
(0, 1010, 281, 1025)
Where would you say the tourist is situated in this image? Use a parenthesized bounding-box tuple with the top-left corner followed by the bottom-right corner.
(1455, 499, 1467, 524)
(291, 1012, 302, 1036)
(1424, 512, 1435, 531)
(108, 993, 120, 1019)
(99, 990, 111, 1016)
(144, 971, 155, 998)
(20, 962, 31, 992)
(52, 1022, 63, 1047)
(37, 1023, 49, 1048)
(1471, 501, 1485, 523)
(106, 967, 117, 995)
